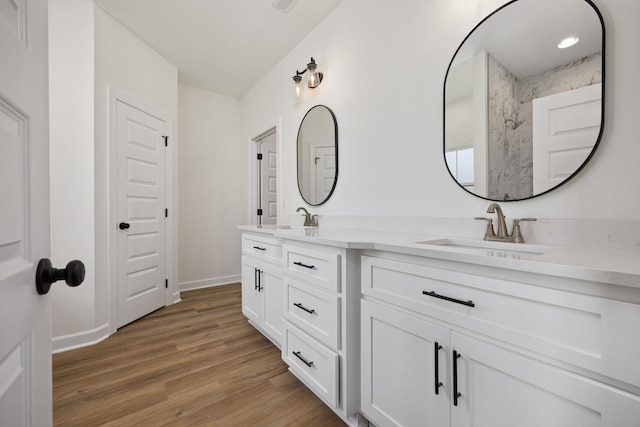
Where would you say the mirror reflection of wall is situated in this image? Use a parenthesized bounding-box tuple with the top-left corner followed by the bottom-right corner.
(444, 0, 604, 201)
(297, 105, 338, 206)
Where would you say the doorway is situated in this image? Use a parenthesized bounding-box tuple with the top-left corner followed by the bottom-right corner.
(252, 128, 278, 226)
(110, 93, 169, 329)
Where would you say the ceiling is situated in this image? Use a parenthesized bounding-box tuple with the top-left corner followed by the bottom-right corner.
(452, 0, 602, 78)
(94, 0, 344, 98)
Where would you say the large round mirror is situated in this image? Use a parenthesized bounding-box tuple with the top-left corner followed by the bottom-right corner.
(444, 0, 604, 201)
(297, 105, 338, 206)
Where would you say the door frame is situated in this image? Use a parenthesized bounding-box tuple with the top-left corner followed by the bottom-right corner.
(248, 122, 280, 225)
(107, 87, 174, 335)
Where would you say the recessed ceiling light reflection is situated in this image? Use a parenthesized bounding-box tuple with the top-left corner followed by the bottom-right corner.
(557, 37, 580, 49)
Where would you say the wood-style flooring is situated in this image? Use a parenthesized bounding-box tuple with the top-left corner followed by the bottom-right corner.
(53, 283, 346, 426)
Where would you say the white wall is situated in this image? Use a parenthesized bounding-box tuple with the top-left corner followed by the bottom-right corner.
(178, 85, 244, 290)
(94, 5, 179, 332)
(241, 0, 640, 224)
(49, 0, 96, 344)
(48, 2, 179, 351)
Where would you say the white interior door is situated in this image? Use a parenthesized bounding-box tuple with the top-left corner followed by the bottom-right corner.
(0, 0, 53, 424)
(533, 84, 602, 194)
(309, 145, 335, 203)
(259, 132, 277, 225)
(116, 100, 167, 328)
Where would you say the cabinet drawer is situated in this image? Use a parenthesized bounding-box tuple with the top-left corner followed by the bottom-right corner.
(283, 244, 341, 292)
(285, 277, 341, 349)
(242, 234, 282, 264)
(283, 322, 339, 408)
(362, 255, 640, 388)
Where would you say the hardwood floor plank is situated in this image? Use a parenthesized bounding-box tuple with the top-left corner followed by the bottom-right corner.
(53, 283, 346, 426)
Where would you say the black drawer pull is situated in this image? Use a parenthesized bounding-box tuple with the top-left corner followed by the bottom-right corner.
(293, 302, 316, 315)
(423, 291, 475, 308)
(293, 261, 315, 270)
(453, 350, 462, 406)
(434, 342, 443, 395)
(293, 351, 314, 367)
(253, 246, 266, 251)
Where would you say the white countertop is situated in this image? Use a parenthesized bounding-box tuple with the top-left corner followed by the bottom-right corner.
(239, 224, 640, 288)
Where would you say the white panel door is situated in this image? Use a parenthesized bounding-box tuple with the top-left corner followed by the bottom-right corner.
(533, 84, 602, 193)
(309, 145, 335, 203)
(259, 132, 277, 225)
(450, 331, 640, 427)
(116, 100, 166, 328)
(0, 0, 52, 425)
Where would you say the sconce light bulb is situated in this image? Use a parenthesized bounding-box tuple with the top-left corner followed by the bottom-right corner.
(308, 71, 317, 87)
(292, 73, 303, 97)
(306, 57, 322, 88)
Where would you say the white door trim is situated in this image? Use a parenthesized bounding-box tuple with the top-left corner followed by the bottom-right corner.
(248, 122, 281, 225)
(107, 87, 174, 335)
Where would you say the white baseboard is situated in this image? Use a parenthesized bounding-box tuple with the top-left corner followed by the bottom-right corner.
(179, 274, 241, 292)
(52, 323, 110, 354)
(172, 290, 182, 304)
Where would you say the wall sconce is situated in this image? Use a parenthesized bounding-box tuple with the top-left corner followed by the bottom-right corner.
(292, 57, 323, 97)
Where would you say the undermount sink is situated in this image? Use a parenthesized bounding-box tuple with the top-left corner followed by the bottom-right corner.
(415, 238, 555, 257)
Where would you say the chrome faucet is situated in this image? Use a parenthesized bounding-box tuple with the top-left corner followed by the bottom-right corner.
(475, 203, 536, 243)
(296, 207, 318, 227)
(487, 203, 509, 239)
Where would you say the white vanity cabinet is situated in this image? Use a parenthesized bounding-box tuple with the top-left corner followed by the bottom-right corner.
(281, 241, 364, 426)
(360, 253, 640, 427)
(241, 232, 283, 346)
(361, 299, 451, 426)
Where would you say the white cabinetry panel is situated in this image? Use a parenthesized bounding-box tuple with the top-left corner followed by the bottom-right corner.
(451, 331, 640, 427)
(285, 276, 341, 348)
(361, 300, 450, 427)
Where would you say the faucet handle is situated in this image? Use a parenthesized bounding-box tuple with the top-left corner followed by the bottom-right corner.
(474, 217, 496, 240)
(511, 218, 537, 243)
(311, 215, 318, 227)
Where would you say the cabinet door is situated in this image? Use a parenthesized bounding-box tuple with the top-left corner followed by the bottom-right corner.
(262, 267, 283, 343)
(241, 257, 262, 324)
(361, 300, 451, 427)
(450, 331, 640, 427)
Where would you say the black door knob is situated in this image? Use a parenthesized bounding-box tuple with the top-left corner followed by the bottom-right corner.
(35, 258, 85, 295)
(119, 222, 130, 230)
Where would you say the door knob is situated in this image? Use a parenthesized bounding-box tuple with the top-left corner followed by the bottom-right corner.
(35, 258, 85, 295)
(119, 222, 130, 230)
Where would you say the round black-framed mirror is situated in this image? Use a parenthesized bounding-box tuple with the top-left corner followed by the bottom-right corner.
(443, 0, 605, 201)
(297, 105, 338, 206)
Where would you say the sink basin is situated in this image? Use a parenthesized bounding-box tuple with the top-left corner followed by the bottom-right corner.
(415, 238, 555, 257)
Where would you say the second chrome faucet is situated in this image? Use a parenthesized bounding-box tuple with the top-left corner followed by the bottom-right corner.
(475, 203, 536, 243)
(296, 207, 318, 227)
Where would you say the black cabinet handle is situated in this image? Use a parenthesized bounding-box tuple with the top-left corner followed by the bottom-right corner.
(293, 351, 314, 367)
(423, 291, 475, 308)
(453, 350, 462, 406)
(293, 261, 315, 270)
(118, 222, 130, 230)
(293, 302, 316, 315)
(434, 342, 443, 395)
(254, 268, 262, 291)
(253, 246, 266, 251)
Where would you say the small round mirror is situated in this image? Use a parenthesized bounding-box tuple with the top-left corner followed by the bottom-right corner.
(297, 105, 338, 206)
